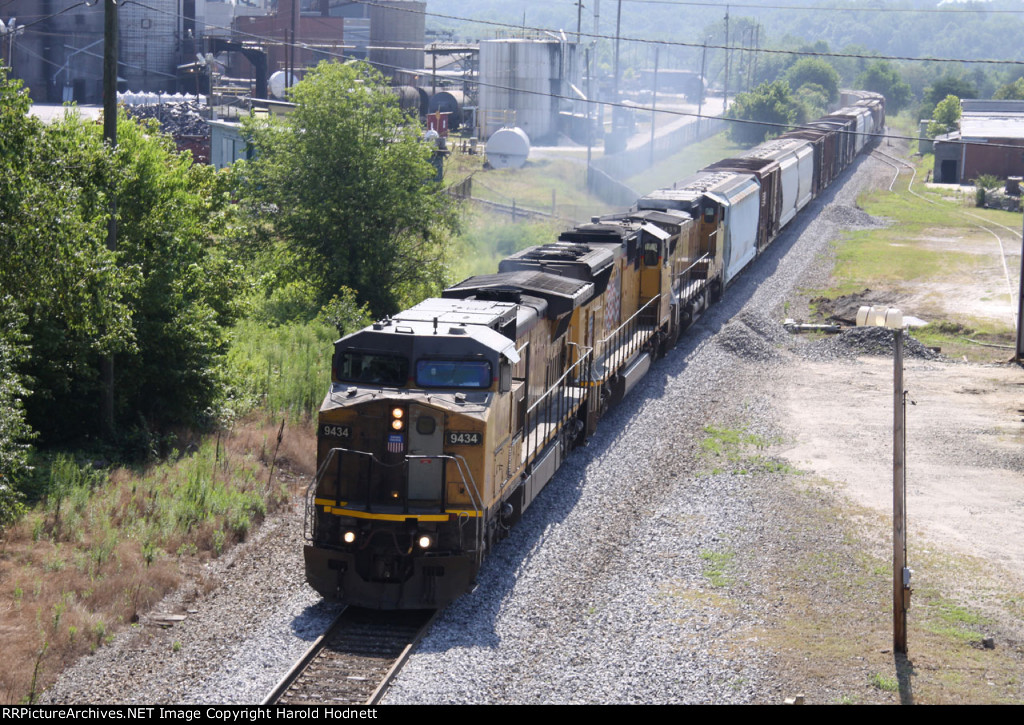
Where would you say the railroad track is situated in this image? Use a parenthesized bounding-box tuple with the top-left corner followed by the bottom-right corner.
(264, 607, 437, 705)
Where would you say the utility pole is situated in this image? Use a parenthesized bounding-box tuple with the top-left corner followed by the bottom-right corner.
(723, 6, 730, 109)
(649, 46, 658, 167)
(586, 46, 592, 190)
(1016, 211, 1024, 361)
(101, 0, 118, 438)
(698, 39, 708, 137)
(614, 0, 622, 114)
(893, 326, 908, 654)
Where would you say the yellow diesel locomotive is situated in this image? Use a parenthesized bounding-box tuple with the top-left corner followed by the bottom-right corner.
(304, 91, 885, 609)
(305, 208, 718, 608)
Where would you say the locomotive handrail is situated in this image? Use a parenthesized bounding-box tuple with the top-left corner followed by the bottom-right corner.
(305, 447, 482, 553)
(523, 348, 592, 469)
(595, 295, 660, 379)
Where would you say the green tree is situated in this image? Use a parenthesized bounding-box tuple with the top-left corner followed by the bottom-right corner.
(240, 61, 460, 317)
(784, 58, 840, 104)
(0, 298, 32, 529)
(0, 73, 137, 441)
(0, 67, 240, 445)
(727, 80, 800, 146)
(993, 77, 1024, 100)
(794, 82, 830, 120)
(855, 60, 912, 114)
(928, 95, 961, 137)
(108, 114, 241, 432)
(922, 75, 977, 118)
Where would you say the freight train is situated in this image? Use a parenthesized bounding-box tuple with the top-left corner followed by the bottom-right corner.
(303, 91, 885, 609)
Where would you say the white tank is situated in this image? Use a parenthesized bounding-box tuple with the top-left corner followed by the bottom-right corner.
(486, 127, 531, 169)
(479, 39, 576, 144)
(268, 71, 298, 100)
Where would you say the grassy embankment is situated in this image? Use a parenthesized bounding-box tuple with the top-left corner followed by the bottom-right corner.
(0, 319, 333, 703)
(811, 149, 1019, 362)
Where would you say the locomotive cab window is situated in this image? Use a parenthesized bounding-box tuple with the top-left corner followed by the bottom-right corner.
(335, 351, 408, 387)
(643, 240, 661, 267)
(416, 359, 492, 389)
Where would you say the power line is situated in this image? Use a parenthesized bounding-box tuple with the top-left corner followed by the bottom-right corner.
(349, 0, 1024, 66)
(597, 0, 1024, 13)
(120, 1, 1024, 154)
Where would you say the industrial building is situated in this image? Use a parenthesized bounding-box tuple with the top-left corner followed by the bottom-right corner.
(933, 99, 1024, 184)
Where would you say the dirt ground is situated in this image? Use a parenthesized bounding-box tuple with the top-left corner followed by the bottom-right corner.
(780, 357, 1024, 578)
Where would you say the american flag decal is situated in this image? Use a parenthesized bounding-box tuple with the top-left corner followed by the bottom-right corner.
(387, 434, 405, 453)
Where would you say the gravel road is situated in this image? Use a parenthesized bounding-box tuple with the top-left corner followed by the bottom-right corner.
(41, 146, 896, 706)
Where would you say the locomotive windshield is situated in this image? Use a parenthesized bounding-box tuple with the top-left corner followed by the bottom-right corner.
(415, 359, 492, 389)
(335, 351, 408, 386)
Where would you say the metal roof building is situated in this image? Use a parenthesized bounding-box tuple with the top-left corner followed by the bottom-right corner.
(933, 99, 1024, 184)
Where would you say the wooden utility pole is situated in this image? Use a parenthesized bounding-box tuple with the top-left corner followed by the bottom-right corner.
(1016, 213, 1024, 361)
(893, 328, 908, 653)
(723, 7, 730, 108)
(101, 0, 118, 438)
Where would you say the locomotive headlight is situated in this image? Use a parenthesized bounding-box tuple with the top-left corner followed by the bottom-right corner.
(417, 533, 435, 550)
(391, 407, 404, 419)
(343, 530, 357, 544)
(391, 407, 404, 430)
(391, 418, 404, 431)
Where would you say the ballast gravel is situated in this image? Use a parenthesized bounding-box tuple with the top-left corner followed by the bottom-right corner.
(42, 148, 901, 705)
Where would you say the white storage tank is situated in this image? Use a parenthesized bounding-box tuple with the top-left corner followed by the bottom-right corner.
(486, 127, 531, 169)
(478, 38, 577, 144)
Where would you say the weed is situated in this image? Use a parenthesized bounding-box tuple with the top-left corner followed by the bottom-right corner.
(700, 549, 735, 588)
(870, 673, 898, 692)
(172, 640, 182, 653)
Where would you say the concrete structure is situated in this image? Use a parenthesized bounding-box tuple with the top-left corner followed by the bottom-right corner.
(209, 118, 248, 169)
(933, 99, 1024, 184)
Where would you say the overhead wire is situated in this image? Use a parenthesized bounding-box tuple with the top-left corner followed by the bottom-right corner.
(347, 0, 1024, 66)
(110, 1, 1024, 154)
(16, 0, 1021, 155)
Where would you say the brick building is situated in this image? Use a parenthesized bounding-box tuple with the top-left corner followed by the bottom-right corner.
(933, 99, 1024, 184)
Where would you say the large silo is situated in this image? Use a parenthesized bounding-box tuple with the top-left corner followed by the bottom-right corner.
(120, 0, 179, 92)
(368, 1, 425, 84)
(478, 38, 577, 145)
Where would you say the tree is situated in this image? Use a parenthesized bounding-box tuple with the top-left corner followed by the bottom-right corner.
(855, 60, 912, 114)
(922, 74, 977, 118)
(727, 80, 800, 145)
(993, 77, 1024, 100)
(240, 61, 460, 317)
(784, 58, 840, 105)
(0, 297, 32, 530)
(0, 66, 240, 446)
(928, 95, 961, 137)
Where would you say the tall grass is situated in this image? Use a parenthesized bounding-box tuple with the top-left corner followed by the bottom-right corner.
(1, 439, 288, 702)
(226, 319, 336, 422)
